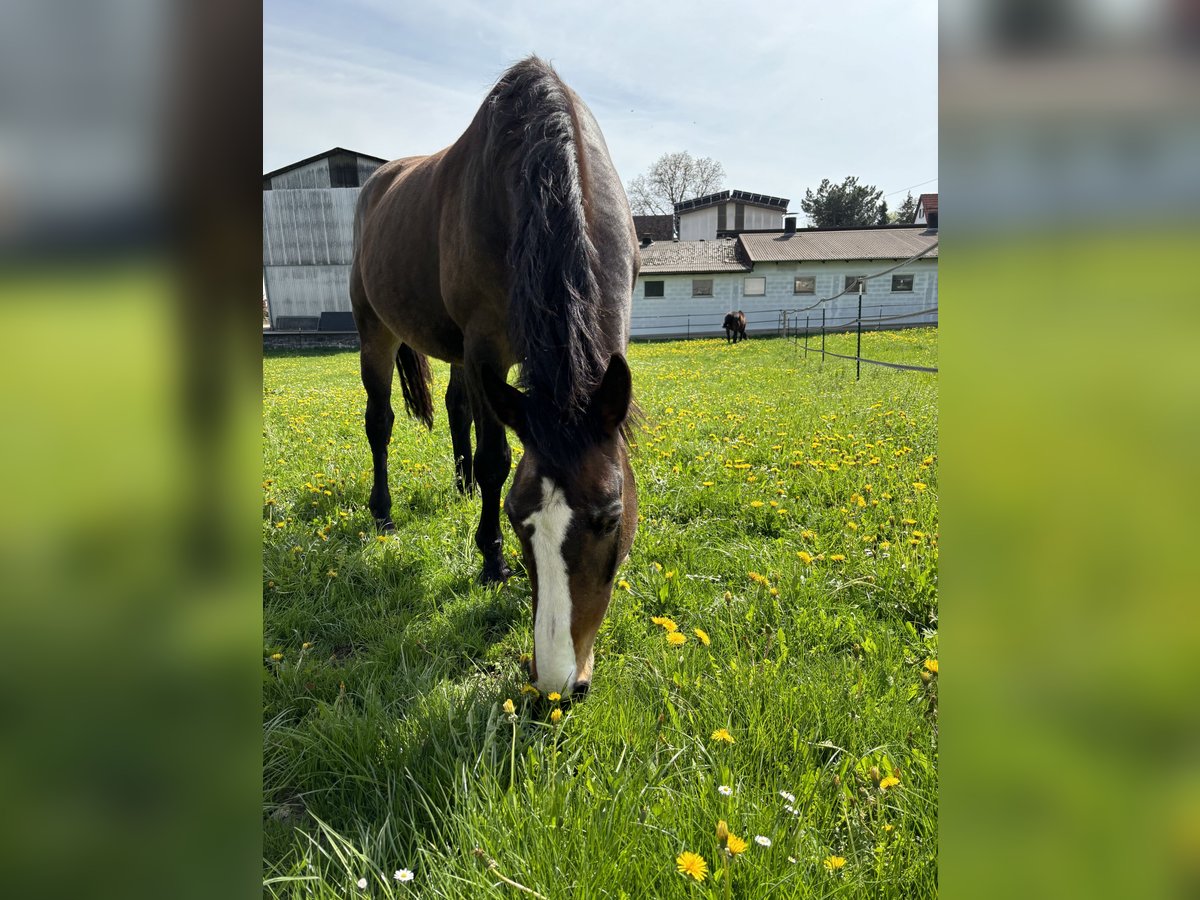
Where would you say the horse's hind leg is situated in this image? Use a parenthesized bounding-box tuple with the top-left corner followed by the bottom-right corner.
(446, 364, 473, 494)
(359, 331, 400, 530)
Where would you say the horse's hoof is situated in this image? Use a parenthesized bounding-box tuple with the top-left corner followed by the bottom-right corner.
(479, 561, 512, 585)
(570, 681, 590, 700)
(374, 516, 395, 532)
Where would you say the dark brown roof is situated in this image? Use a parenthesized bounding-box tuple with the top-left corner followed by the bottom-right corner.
(263, 147, 388, 181)
(639, 238, 751, 274)
(633, 214, 674, 241)
(739, 227, 939, 263)
(916, 193, 938, 219)
(674, 189, 790, 214)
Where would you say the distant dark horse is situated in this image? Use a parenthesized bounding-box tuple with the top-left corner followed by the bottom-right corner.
(723, 310, 747, 343)
(350, 57, 639, 696)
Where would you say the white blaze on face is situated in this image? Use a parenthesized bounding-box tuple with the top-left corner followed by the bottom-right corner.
(525, 477, 576, 694)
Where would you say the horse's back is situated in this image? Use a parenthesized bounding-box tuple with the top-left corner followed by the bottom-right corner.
(353, 151, 467, 361)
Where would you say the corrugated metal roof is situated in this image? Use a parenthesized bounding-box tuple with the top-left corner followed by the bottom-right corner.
(739, 228, 939, 263)
(638, 239, 751, 274)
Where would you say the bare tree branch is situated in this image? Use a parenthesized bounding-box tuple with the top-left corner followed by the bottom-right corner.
(625, 151, 726, 216)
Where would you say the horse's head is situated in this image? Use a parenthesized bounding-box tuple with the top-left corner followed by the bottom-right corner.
(484, 354, 638, 698)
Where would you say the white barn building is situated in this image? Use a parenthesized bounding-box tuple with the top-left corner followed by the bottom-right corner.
(262, 147, 387, 330)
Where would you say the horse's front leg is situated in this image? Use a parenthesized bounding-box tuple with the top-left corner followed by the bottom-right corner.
(359, 332, 400, 530)
(446, 364, 474, 494)
(465, 356, 512, 584)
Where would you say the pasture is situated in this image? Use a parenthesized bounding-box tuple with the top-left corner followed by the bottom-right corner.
(263, 329, 939, 898)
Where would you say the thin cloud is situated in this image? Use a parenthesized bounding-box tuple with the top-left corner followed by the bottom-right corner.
(264, 1, 937, 212)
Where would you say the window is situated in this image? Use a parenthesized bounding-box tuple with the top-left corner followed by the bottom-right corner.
(891, 274, 914, 292)
(743, 277, 766, 296)
(692, 279, 713, 297)
(644, 280, 664, 298)
(793, 276, 816, 294)
(845, 275, 866, 293)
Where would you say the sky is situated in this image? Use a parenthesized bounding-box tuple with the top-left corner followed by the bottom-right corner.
(264, 0, 938, 219)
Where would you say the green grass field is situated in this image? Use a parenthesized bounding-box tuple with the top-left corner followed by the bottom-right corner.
(263, 329, 938, 898)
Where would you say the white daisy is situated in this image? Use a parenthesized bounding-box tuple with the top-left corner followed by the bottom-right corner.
(779, 790, 796, 803)
(755, 835, 772, 847)
(356, 877, 368, 889)
(784, 804, 798, 815)
(718, 784, 733, 796)
(394, 869, 414, 883)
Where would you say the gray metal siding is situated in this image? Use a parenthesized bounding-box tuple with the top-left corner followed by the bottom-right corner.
(358, 157, 384, 184)
(262, 188, 360, 266)
(268, 159, 331, 190)
(264, 265, 353, 323)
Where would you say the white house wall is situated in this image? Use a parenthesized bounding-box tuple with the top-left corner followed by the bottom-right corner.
(678, 207, 718, 241)
(678, 205, 786, 240)
(633, 259, 937, 339)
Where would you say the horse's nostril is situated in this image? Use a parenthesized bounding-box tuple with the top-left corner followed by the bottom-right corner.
(571, 681, 590, 699)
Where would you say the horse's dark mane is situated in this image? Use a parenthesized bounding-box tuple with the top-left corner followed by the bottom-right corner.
(484, 56, 611, 467)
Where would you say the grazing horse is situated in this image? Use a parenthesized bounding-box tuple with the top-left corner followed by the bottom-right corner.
(723, 310, 747, 343)
(350, 57, 639, 696)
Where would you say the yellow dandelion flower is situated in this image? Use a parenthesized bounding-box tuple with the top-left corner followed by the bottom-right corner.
(702, 481, 714, 487)
(665, 570, 676, 580)
(711, 728, 735, 744)
(618, 579, 631, 591)
(823, 855, 847, 870)
(882, 824, 895, 832)
(547, 692, 561, 702)
(693, 627, 711, 646)
(769, 587, 779, 596)
(913, 482, 927, 492)
(723, 591, 732, 601)
(502, 699, 515, 715)
(550, 708, 562, 724)
(519, 683, 540, 696)
(667, 631, 687, 646)
(726, 834, 748, 855)
(270, 652, 283, 661)
(879, 775, 901, 790)
(750, 500, 764, 508)
(653, 562, 663, 572)
(301, 641, 313, 650)
(327, 569, 337, 578)
(651, 616, 679, 632)
(924, 658, 938, 674)
(797, 550, 814, 565)
(716, 819, 729, 841)
(676, 851, 708, 882)
(800, 529, 816, 540)
(830, 554, 847, 562)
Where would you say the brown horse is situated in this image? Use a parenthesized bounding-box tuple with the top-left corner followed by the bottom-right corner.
(723, 310, 747, 343)
(350, 57, 639, 696)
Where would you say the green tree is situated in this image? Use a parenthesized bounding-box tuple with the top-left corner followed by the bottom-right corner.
(877, 200, 890, 226)
(895, 192, 918, 224)
(800, 176, 885, 227)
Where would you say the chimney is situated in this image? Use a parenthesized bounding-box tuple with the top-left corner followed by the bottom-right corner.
(784, 216, 797, 234)
(640, 234, 652, 247)
(922, 211, 938, 235)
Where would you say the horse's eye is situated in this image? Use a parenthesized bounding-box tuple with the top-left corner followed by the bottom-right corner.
(593, 514, 620, 536)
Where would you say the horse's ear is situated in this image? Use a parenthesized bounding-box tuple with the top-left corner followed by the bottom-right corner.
(481, 367, 527, 436)
(591, 353, 632, 434)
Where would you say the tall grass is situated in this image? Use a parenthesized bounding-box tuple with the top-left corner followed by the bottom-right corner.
(263, 330, 938, 898)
